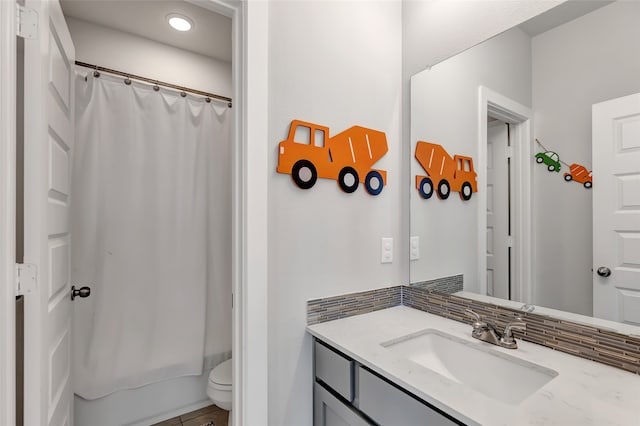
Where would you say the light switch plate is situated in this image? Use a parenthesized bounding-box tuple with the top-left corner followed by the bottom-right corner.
(410, 236, 420, 261)
(381, 237, 393, 263)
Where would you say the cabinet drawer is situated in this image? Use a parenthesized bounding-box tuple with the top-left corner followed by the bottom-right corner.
(315, 340, 354, 402)
(358, 367, 460, 426)
(314, 382, 371, 426)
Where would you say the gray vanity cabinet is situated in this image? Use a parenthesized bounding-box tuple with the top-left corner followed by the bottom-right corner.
(358, 367, 459, 426)
(313, 338, 464, 426)
(313, 341, 370, 426)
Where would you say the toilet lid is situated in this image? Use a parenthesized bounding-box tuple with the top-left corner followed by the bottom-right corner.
(209, 359, 232, 386)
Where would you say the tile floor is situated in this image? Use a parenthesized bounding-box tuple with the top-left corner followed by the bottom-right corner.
(152, 404, 228, 426)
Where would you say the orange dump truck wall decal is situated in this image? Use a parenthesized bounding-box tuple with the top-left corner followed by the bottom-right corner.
(276, 119, 389, 195)
(414, 141, 478, 201)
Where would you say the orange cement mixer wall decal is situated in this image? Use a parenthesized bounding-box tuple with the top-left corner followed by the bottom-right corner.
(414, 141, 478, 201)
(276, 119, 389, 196)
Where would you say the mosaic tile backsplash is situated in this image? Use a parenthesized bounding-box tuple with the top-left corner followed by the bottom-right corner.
(410, 274, 463, 294)
(307, 286, 401, 326)
(307, 280, 640, 375)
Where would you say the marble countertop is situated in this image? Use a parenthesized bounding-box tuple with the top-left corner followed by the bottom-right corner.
(307, 306, 640, 426)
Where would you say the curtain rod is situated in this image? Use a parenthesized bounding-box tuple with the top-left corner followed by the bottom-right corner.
(75, 61, 232, 107)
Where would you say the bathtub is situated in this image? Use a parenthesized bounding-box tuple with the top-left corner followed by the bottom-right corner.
(74, 353, 230, 426)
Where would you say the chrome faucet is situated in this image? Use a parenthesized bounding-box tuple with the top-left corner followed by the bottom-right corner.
(465, 309, 527, 349)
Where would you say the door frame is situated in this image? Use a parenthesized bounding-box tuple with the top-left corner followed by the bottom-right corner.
(0, 0, 270, 424)
(477, 86, 533, 303)
(0, 1, 17, 425)
(486, 119, 512, 299)
(200, 1, 269, 425)
(192, 1, 269, 424)
(180, 1, 271, 424)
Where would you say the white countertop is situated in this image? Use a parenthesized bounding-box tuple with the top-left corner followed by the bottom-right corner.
(307, 306, 640, 426)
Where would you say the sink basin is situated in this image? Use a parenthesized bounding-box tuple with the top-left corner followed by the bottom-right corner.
(381, 329, 558, 405)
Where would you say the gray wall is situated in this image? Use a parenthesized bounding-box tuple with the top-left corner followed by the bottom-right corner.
(267, 2, 403, 424)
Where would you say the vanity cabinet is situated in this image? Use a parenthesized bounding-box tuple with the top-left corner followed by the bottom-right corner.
(314, 382, 370, 426)
(313, 339, 464, 426)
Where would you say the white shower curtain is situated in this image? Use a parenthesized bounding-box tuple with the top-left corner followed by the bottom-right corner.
(71, 73, 230, 400)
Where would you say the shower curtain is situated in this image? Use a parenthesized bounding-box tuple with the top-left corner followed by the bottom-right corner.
(71, 73, 230, 400)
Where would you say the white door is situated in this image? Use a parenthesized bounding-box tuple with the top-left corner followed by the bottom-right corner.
(593, 93, 640, 325)
(486, 121, 511, 299)
(23, 1, 75, 425)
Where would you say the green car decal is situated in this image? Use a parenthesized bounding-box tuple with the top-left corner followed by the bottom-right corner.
(535, 151, 561, 172)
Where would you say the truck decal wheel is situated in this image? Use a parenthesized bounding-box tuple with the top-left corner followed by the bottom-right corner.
(437, 179, 450, 200)
(418, 177, 434, 199)
(548, 164, 557, 172)
(292, 160, 317, 189)
(584, 181, 592, 189)
(460, 182, 472, 201)
(365, 171, 384, 196)
(564, 174, 572, 182)
(338, 167, 359, 193)
(536, 156, 543, 164)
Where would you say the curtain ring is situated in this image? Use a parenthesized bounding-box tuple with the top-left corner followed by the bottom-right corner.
(180, 91, 187, 98)
(124, 76, 132, 85)
(93, 65, 100, 78)
(153, 81, 160, 92)
(205, 97, 211, 103)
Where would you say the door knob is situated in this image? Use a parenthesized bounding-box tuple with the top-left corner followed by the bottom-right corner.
(596, 267, 611, 278)
(71, 285, 91, 300)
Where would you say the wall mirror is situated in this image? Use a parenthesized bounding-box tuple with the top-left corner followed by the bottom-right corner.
(409, 0, 640, 335)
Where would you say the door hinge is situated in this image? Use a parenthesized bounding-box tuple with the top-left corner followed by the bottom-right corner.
(15, 263, 38, 296)
(16, 5, 38, 39)
(507, 236, 514, 248)
(506, 146, 513, 159)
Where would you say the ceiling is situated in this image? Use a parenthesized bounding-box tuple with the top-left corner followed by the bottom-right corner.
(60, 0, 232, 63)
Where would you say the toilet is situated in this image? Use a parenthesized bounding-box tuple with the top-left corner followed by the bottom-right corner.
(207, 358, 232, 425)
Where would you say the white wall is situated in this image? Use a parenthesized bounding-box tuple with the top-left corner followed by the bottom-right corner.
(266, 2, 403, 424)
(409, 27, 532, 290)
(531, 1, 640, 315)
(65, 17, 232, 98)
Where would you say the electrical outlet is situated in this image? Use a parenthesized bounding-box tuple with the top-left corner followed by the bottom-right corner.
(381, 237, 393, 263)
(410, 236, 420, 260)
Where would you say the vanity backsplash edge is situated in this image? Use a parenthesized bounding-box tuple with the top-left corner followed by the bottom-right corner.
(307, 280, 640, 375)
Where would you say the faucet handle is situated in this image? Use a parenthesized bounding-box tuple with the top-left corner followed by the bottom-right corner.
(500, 321, 527, 349)
(465, 309, 481, 321)
(504, 321, 527, 335)
(465, 309, 486, 329)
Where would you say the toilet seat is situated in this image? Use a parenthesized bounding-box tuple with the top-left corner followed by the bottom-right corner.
(208, 358, 232, 387)
(207, 358, 232, 412)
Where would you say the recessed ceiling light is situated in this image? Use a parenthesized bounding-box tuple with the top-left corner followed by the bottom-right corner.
(167, 13, 193, 32)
